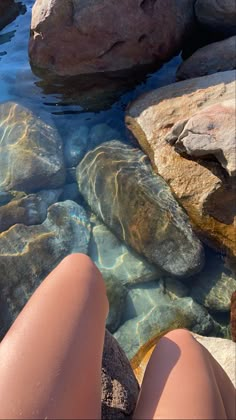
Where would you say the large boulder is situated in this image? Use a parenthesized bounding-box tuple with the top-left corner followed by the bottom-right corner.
(29, 0, 195, 77)
(177, 36, 236, 80)
(102, 330, 139, 419)
(126, 71, 236, 259)
(77, 140, 204, 278)
(0, 201, 91, 329)
(0, 102, 65, 193)
(195, 0, 236, 36)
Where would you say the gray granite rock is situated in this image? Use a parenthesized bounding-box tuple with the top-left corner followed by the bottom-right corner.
(190, 253, 236, 312)
(77, 140, 204, 278)
(177, 36, 236, 80)
(0, 189, 62, 232)
(114, 297, 218, 360)
(0, 0, 25, 31)
(102, 330, 139, 419)
(0, 102, 65, 193)
(0, 200, 91, 326)
(195, 0, 236, 35)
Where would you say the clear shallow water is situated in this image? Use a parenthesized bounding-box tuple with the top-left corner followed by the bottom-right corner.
(0, 1, 232, 355)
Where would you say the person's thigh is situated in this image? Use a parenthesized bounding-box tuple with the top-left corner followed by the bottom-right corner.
(134, 329, 235, 419)
(0, 253, 109, 419)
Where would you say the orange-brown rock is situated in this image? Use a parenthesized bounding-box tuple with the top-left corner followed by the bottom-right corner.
(126, 71, 236, 259)
(230, 291, 236, 342)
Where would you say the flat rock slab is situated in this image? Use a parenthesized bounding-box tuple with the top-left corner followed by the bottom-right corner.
(77, 140, 204, 278)
(0, 102, 65, 193)
(126, 71, 236, 259)
(29, 0, 194, 76)
(177, 36, 236, 80)
(195, 0, 236, 35)
(0, 201, 91, 328)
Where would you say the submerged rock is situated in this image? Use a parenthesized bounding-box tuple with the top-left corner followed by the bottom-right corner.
(89, 214, 161, 332)
(0, 201, 91, 326)
(0, 189, 62, 232)
(102, 330, 139, 419)
(126, 71, 236, 259)
(190, 252, 236, 312)
(77, 140, 204, 278)
(0, 102, 65, 193)
(29, 0, 194, 76)
(177, 36, 236, 80)
(114, 297, 217, 361)
(122, 279, 188, 323)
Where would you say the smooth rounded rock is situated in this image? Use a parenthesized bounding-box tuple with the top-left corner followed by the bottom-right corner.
(114, 296, 217, 361)
(177, 36, 236, 80)
(0, 102, 65, 193)
(0, 201, 91, 326)
(29, 0, 195, 76)
(77, 140, 204, 277)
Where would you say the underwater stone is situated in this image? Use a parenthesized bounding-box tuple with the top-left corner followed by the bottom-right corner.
(77, 140, 204, 277)
(114, 297, 217, 361)
(0, 189, 62, 232)
(0, 102, 65, 193)
(0, 200, 91, 327)
(190, 252, 236, 312)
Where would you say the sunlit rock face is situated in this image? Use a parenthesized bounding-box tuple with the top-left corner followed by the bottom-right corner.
(77, 140, 204, 278)
(0, 102, 65, 193)
(29, 0, 194, 76)
(0, 201, 91, 330)
(126, 71, 236, 260)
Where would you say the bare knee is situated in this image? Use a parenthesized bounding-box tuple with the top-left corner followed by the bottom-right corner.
(57, 253, 107, 297)
(162, 328, 193, 344)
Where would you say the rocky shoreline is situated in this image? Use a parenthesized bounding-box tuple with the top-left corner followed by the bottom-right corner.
(0, 0, 235, 415)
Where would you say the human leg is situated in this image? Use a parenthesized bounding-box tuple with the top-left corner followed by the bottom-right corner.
(134, 329, 236, 419)
(0, 253, 109, 419)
